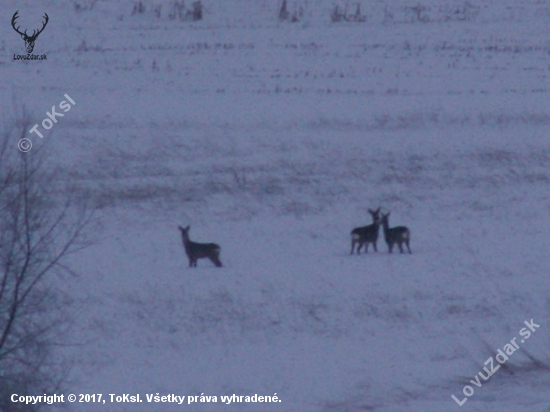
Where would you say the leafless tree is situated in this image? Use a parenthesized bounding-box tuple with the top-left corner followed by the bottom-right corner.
(0, 118, 94, 410)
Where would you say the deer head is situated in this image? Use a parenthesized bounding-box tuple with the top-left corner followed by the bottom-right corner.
(12, 11, 49, 54)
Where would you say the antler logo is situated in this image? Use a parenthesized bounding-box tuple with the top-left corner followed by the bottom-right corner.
(11, 11, 49, 54)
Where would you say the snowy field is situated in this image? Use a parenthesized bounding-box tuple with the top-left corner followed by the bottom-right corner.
(1, 0, 550, 411)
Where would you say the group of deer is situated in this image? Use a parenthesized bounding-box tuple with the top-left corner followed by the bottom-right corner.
(179, 208, 410, 268)
(350, 207, 411, 255)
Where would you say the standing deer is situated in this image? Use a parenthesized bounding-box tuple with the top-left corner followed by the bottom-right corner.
(178, 226, 222, 267)
(11, 11, 49, 54)
(350, 207, 381, 254)
(380, 212, 411, 254)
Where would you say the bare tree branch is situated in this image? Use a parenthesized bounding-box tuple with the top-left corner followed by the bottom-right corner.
(0, 115, 95, 410)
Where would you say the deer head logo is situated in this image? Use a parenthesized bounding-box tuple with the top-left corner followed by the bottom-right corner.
(11, 11, 49, 54)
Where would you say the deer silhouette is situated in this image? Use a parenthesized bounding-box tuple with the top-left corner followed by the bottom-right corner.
(12, 11, 49, 54)
(178, 226, 222, 268)
(380, 212, 412, 254)
(350, 207, 381, 254)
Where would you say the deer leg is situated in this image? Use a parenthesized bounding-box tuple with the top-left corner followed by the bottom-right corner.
(406, 241, 412, 254)
(209, 256, 223, 267)
(373, 241, 377, 252)
(351, 240, 356, 255)
(398, 243, 404, 253)
(364, 243, 369, 254)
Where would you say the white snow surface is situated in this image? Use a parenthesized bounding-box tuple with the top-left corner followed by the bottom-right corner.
(2, 0, 550, 411)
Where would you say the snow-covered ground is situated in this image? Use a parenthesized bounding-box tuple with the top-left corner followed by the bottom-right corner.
(2, 0, 550, 410)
